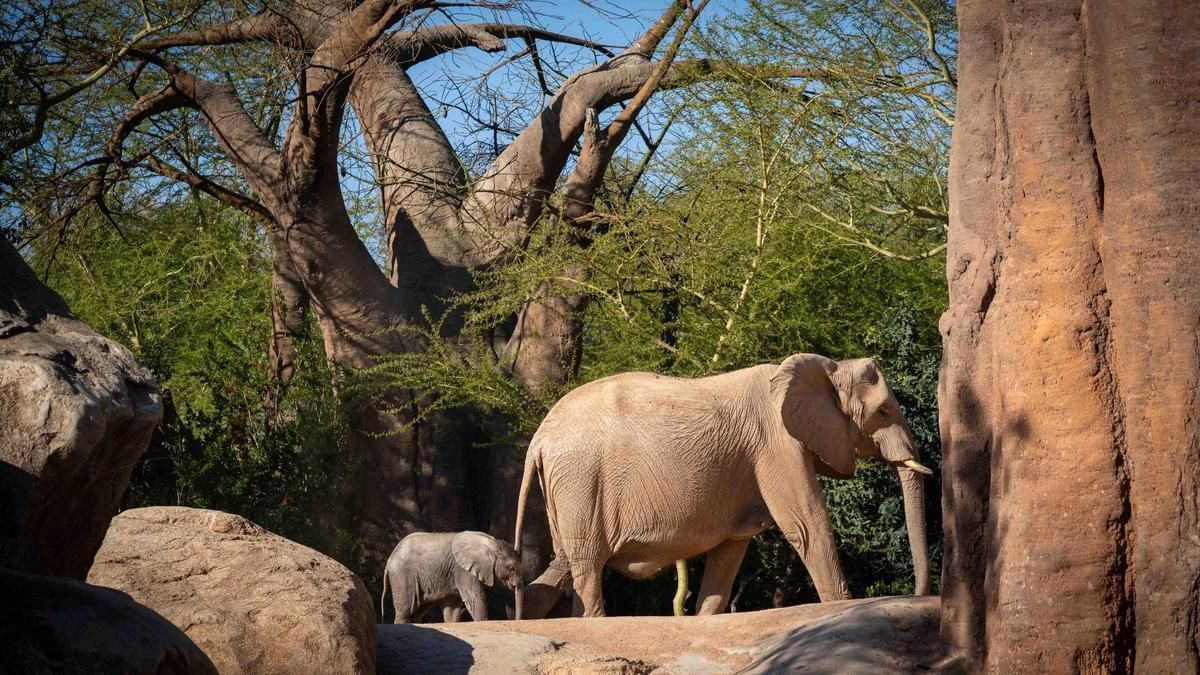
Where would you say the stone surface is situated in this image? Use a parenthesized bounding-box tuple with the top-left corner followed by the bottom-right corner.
(0, 567, 217, 674)
(0, 237, 162, 578)
(379, 624, 558, 675)
(942, 1, 1200, 671)
(87, 506, 377, 675)
(377, 596, 949, 674)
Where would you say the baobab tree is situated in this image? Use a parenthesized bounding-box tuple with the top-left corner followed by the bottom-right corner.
(942, 0, 1199, 670)
(59, 0, 816, 573)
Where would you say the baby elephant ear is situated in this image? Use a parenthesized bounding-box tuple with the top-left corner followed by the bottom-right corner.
(452, 531, 499, 586)
(770, 353, 858, 478)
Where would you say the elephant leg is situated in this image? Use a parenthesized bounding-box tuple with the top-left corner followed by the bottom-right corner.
(760, 454, 851, 602)
(567, 558, 606, 618)
(694, 538, 751, 615)
(791, 507, 850, 601)
(557, 535, 608, 618)
(391, 574, 419, 624)
(442, 603, 466, 623)
(523, 556, 573, 619)
(460, 580, 489, 621)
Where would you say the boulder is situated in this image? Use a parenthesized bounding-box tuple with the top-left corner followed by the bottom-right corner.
(0, 237, 162, 578)
(88, 506, 377, 675)
(378, 596, 954, 674)
(0, 567, 216, 674)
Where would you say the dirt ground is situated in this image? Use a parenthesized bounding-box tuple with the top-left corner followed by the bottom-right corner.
(378, 596, 961, 674)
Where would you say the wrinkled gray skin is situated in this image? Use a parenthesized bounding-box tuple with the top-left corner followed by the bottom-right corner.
(381, 531, 523, 623)
(514, 354, 932, 618)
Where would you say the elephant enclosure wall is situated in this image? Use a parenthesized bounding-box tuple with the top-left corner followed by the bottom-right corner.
(940, 0, 1200, 671)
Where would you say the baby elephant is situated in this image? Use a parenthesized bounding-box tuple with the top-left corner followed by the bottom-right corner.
(381, 531, 523, 623)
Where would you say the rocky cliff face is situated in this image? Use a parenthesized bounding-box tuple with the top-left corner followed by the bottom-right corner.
(941, 1, 1200, 670)
(0, 237, 162, 578)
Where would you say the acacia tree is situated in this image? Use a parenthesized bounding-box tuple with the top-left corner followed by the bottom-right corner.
(39, 0, 827, 573)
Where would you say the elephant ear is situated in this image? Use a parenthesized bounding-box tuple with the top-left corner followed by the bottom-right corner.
(770, 354, 859, 478)
(452, 532, 498, 586)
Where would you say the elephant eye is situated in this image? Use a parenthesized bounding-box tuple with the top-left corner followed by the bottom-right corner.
(876, 408, 888, 418)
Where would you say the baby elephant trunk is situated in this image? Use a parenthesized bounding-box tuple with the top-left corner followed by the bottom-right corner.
(873, 422, 932, 596)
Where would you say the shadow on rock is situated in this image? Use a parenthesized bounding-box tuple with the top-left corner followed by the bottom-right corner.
(0, 567, 216, 674)
(378, 623, 555, 675)
(742, 596, 953, 674)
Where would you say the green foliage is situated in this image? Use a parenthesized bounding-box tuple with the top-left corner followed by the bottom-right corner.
(357, 317, 555, 444)
(36, 197, 356, 557)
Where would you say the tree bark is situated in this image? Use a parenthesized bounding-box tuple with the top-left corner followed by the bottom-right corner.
(940, 0, 1200, 670)
(267, 243, 308, 385)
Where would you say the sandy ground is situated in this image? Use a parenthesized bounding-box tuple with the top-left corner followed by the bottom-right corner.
(378, 596, 960, 674)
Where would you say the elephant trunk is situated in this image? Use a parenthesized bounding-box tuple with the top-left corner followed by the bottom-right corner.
(514, 582, 524, 620)
(898, 466, 930, 595)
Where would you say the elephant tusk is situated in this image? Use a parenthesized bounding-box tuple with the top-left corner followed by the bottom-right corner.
(902, 459, 933, 475)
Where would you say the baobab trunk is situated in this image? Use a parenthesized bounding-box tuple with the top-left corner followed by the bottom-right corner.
(940, 0, 1200, 671)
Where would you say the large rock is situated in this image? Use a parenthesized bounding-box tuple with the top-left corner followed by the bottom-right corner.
(88, 507, 377, 674)
(0, 567, 216, 674)
(378, 596, 952, 674)
(0, 237, 162, 578)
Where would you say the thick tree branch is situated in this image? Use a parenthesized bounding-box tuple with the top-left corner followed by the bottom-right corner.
(130, 51, 284, 194)
(289, 0, 433, 174)
(502, 0, 706, 390)
(384, 23, 615, 65)
(268, 245, 311, 385)
(626, 0, 687, 57)
(308, 0, 432, 76)
(608, 0, 707, 146)
(138, 10, 305, 50)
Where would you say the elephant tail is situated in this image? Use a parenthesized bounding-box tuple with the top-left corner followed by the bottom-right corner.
(379, 568, 389, 623)
(513, 443, 541, 567)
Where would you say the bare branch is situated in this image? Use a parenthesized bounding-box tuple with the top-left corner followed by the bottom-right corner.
(609, 0, 709, 141)
(563, 0, 708, 224)
(802, 200, 946, 261)
(887, 0, 957, 91)
(140, 156, 275, 228)
(131, 51, 284, 192)
(309, 0, 433, 75)
(289, 0, 435, 171)
(138, 10, 303, 50)
(384, 23, 615, 65)
(51, 86, 188, 229)
(622, 106, 681, 200)
(626, 0, 687, 57)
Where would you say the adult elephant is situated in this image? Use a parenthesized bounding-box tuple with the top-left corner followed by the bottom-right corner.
(513, 353, 932, 618)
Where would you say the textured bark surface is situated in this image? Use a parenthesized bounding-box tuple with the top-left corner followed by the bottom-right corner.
(88, 507, 377, 675)
(940, 0, 1200, 670)
(0, 237, 162, 578)
(0, 567, 217, 674)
